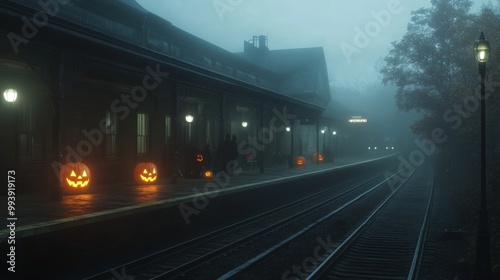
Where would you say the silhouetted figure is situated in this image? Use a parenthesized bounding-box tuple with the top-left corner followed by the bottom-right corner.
(184, 142, 201, 179)
(202, 144, 212, 169)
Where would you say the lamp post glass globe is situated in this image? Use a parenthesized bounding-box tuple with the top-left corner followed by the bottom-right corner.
(474, 32, 490, 63)
(242, 121, 248, 128)
(286, 126, 291, 132)
(3, 88, 17, 102)
(333, 131, 337, 135)
(185, 114, 194, 123)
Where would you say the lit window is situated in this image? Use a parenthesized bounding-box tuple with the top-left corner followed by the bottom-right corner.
(106, 110, 117, 156)
(137, 113, 149, 154)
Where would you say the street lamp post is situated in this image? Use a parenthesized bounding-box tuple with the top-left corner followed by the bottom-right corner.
(473, 31, 491, 280)
(333, 131, 337, 161)
(185, 114, 193, 142)
(321, 128, 326, 149)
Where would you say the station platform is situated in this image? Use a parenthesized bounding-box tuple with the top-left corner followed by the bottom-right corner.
(0, 155, 393, 241)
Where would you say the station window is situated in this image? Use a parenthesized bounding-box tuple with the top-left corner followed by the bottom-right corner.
(105, 110, 118, 156)
(203, 57, 212, 67)
(18, 102, 44, 160)
(206, 119, 211, 145)
(165, 115, 172, 145)
(215, 62, 223, 71)
(137, 113, 149, 154)
(171, 45, 180, 57)
(224, 66, 234, 76)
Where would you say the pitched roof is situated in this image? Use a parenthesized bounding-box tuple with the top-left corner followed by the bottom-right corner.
(236, 46, 331, 108)
(116, 0, 148, 13)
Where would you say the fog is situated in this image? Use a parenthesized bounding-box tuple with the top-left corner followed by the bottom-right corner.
(135, 0, 489, 85)
(134, 0, 492, 148)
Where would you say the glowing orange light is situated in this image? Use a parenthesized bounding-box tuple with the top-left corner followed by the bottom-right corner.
(312, 153, 324, 163)
(295, 156, 306, 166)
(203, 170, 213, 178)
(196, 154, 204, 162)
(60, 162, 91, 190)
(134, 162, 158, 184)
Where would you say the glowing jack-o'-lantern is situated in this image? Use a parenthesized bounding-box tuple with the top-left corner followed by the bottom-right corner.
(203, 170, 213, 179)
(295, 156, 306, 166)
(60, 162, 91, 189)
(312, 153, 324, 163)
(196, 154, 204, 162)
(134, 162, 158, 184)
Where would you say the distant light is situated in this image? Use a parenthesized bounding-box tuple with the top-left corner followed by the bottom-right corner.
(286, 126, 291, 132)
(392, 147, 395, 150)
(368, 147, 371, 150)
(386, 147, 389, 150)
(349, 117, 368, 123)
(374, 147, 377, 150)
(3, 89, 17, 103)
(332, 131, 337, 135)
(242, 121, 248, 128)
(185, 114, 194, 123)
(321, 129, 325, 134)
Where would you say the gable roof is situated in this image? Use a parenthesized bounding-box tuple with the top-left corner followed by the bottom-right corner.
(236, 46, 331, 108)
(116, 0, 148, 13)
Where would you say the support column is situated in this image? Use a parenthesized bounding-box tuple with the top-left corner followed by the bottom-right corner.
(259, 102, 264, 174)
(50, 52, 64, 201)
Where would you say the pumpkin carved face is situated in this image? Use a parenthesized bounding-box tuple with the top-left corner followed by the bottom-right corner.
(196, 154, 204, 162)
(134, 162, 158, 184)
(312, 153, 324, 163)
(60, 162, 91, 189)
(295, 156, 306, 166)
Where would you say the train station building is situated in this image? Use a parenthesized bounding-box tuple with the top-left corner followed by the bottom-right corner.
(0, 0, 359, 194)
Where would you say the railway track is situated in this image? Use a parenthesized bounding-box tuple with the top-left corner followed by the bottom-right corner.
(85, 169, 399, 280)
(307, 163, 434, 280)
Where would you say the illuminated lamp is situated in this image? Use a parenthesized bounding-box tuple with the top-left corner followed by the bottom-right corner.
(474, 32, 490, 63)
(185, 114, 194, 123)
(242, 121, 248, 128)
(3, 89, 17, 103)
(134, 162, 158, 184)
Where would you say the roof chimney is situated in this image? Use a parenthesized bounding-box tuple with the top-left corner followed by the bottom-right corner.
(257, 35, 268, 50)
(244, 35, 268, 59)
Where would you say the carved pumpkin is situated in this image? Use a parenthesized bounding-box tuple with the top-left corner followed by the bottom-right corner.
(196, 154, 204, 162)
(312, 153, 324, 163)
(134, 162, 158, 184)
(60, 162, 91, 189)
(295, 156, 306, 166)
(203, 170, 213, 179)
